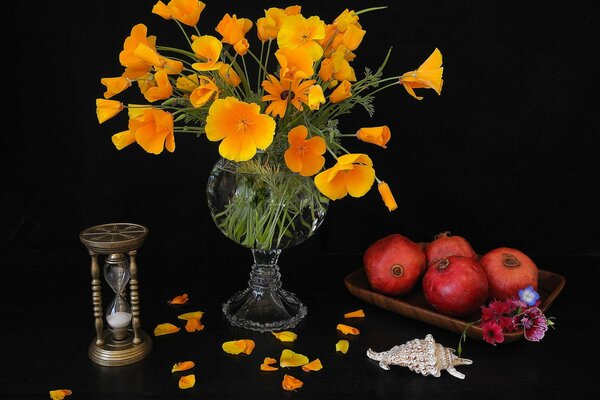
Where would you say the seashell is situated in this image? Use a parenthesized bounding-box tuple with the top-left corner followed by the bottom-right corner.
(366, 334, 473, 379)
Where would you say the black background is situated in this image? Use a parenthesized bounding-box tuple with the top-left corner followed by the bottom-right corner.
(3, 0, 598, 257)
(1, 1, 599, 399)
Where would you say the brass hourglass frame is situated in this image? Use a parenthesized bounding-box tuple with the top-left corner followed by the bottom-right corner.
(80, 223, 152, 366)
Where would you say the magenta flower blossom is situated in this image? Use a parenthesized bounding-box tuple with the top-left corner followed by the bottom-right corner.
(514, 307, 548, 342)
(518, 286, 541, 307)
(481, 299, 517, 331)
(482, 321, 505, 345)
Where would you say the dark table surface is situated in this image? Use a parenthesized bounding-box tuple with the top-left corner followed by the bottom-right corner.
(1, 247, 598, 400)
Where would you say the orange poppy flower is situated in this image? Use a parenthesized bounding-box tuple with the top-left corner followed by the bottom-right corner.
(318, 58, 333, 81)
(143, 70, 173, 102)
(400, 48, 444, 100)
(333, 9, 359, 32)
(278, 15, 326, 61)
(275, 47, 314, 80)
(378, 181, 398, 211)
(119, 24, 157, 79)
(101, 77, 131, 99)
(308, 85, 325, 110)
(128, 108, 175, 154)
(331, 51, 356, 82)
(282, 374, 303, 391)
(205, 97, 276, 161)
(189, 76, 219, 107)
(356, 126, 391, 148)
(111, 130, 136, 150)
(176, 74, 200, 93)
(284, 125, 326, 177)
(329, 79, 352, 103)
(216, 14, 253, 45)
(233, 38, 249, 56)
(314, 153, 375, 200)
(261, 75, 315, 118)
(342, 24, 366, 51)
(256, 6, 302, 42)
(218, 64, 241, 87)
(152, 0, 206, 27)
(96, 99, 124, 124)
(191, 35, 223, 71)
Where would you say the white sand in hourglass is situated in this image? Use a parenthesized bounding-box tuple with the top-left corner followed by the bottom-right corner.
(107, 312, 132, 329)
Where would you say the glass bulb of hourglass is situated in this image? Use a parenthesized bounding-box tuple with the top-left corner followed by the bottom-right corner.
(104, 254, 132, 330)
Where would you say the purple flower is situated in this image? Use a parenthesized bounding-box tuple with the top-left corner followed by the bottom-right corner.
(513, 307, 548, 342)
(518, 286, 540, 307)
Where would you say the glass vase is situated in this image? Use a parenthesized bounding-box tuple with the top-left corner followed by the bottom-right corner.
(206, 153, 328, 332)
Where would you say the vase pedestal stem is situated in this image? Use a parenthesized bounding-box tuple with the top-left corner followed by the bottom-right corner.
(222, 249, 307, 332)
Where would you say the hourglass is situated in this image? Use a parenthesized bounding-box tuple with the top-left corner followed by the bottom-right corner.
(80, 223, 152, 366)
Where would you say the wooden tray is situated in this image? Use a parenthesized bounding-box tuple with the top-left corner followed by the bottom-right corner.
(344, 268, 565, 342)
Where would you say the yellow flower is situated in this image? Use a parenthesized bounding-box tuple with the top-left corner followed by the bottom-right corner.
(256, 6, 302, 42)
(331, 51, 356, 82)
(233, 38, 249, 56)
(119, 24, 157, 79)
(218, 64, 241, 87)
(284, 125, 326, 176)
(191, 35, 223, 71)
(189, 76, 219, 107)
(356, 126, 391, 148)
(333, 9, 359, 32)
(216, 14, 253, 45)
(314, 153, 375, 200)
(101, 77, 131, 99)
(96, 99, 124, 123)
(400, 48, 444, 100)
(205, 97, 276, 161)
(176, 74, 200, 93)
(342, 24, 366, 51)
(378, 181, 398, 211)
(261, 75, 314, 118)
(308, 85, 325, 110)
(277, 14, 326, 61)
(143, 70, 173, 102)
(152, 0, 206, 27)
(111, 130, 136, 150)
(275, 47, 314, 80)
(129, 108, 175, 154)
(137, 73, 156, 94)
(329, 80, 352, 103)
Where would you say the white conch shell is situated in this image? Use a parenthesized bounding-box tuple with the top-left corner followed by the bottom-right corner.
(366, 334, 473, 379)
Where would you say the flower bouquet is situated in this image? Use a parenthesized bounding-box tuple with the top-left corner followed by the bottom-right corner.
(96, 0, 444, 331)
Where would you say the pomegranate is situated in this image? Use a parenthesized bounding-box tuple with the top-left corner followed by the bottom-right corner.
(424, 231, 478, 266)
(479, 247, 538, 300)
(363, 234, 426, 296)
(422, 256, 489, 317)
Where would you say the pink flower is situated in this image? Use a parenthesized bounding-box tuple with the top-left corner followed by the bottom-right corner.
(482, 321, 505, 345)
(514, 307, 548, 342)
(481, 300, 516, 331)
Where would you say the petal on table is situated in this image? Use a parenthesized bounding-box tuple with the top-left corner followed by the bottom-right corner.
(172, 361, 195, 373)
(154, 323, 180, 336)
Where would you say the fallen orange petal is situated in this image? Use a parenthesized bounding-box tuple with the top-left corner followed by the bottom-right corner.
(178, 311, 204, 320)
(344, 309, 365, 319)
(282, 374, 303, 391)
(280, 349, 309, 367)
(178, 374, 195, 389)
(260, 364, 279, 371)
(168, 293, 189, 305)
(49, 389, 72, 400)
(337, 323, 360, 335)
(185, 318, 205, 332)
(242, 339, 255, 355)
(172, 361, 195, 373)
(336, 339, 349, 354)
(263, 357, 277, 365)
(154, 323, 180, 336)
(272, 331, 298, 342)
(222, 339, 255, 355)
(301, 358, 323, 372)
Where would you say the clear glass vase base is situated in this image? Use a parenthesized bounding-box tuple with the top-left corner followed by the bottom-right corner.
(222, 287, 307, 332)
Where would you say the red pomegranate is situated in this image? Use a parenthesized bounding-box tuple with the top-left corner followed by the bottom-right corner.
(424, 231, 478, 266)
(479, 247, 538, 300)
(422, 256, 489, 317)
(363, 234, 426, 296)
